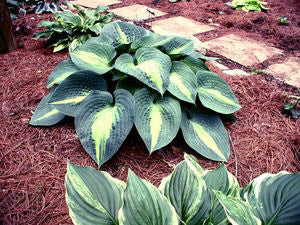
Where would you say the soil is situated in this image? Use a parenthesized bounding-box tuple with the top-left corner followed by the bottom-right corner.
(1, 1, 300, 224)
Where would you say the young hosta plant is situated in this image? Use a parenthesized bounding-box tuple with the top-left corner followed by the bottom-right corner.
(65, 153, 300, 225)
(30, 21, 241, 165)
(231, 0, 268, 12)
(34, 2, 114, 52)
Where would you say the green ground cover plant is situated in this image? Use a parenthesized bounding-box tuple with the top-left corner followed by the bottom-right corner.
(232, 0, 268, 12)
(30, 21, 241, 165)
(65, 153, 300, 225)
(34, 2, 114, 52)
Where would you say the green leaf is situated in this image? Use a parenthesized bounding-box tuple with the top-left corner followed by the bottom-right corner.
(29, 87, 65, 126)
(159, 160, 211, 225)
(214, 191, 262, 225)
(167, 61, 197, 103)
(33, 30, 54, 39)
(118, 169, 179, 225)
(181, 56, 209, 73)
(56, 10, 83, 26)
(66, 162, 125, 225)
(115, 48, 171, 95)
(204, 164, 240, 224)
(49, 70, 107, 116)
(130, 33, 172, 50)
(100, 21, 148, 48)
(204, 164, 239, 196)
(53, 43, 68, 52)
(197, 71, 241, 114)
(89, 23, 103, 35)
(241, 172, 300, 225)
(184, 153, 205, 175)
(94, 5, 108, 14)
(47, 59, 80, 88)
(134, 88, 181, 153)
(38, 20, 57, 28)
(189, 51, 221, 61)
(75, 90, 134, 165)
(70, 41, 116, 75)
(161, 36, 194, 56)
(181, 107, 230, 162)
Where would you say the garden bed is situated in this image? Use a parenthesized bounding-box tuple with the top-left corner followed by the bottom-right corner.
(0, 0, 300, 223)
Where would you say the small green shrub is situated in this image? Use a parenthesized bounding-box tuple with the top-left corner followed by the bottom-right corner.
(65, 153, 300, 225)
(30, 21, 241, 165)
(232, 0, 268, 12)
(34, 2, 114, 52)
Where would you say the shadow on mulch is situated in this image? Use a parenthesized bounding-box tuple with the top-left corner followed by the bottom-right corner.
(1, 12, 300, 225)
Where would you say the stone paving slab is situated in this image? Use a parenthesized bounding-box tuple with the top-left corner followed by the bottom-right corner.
(150, 24, 206, 54)
(148, 16, 216, 36)
(72, 0, 121, 8)
(110, 4, 166, 20)
(204, 34, 283, 67)
(264, 57, 300, 87)
(223, 69, 249, 76)
(207, 60, 229, 70)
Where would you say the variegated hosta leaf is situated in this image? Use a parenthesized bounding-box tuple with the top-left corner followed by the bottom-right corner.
(204, 164, 239, 196)
(189, 51, 221, 61)
(204, 164, 240, 224)
(75, 90, 134, 165)
(160, 36, 194, 56)
(47, 59, 80, 88)
(197, 71, 241, 114)
(118, 169, 179, 225)
(29, 87, 65, 126)
(214, 191, 262, 225)
(167, 61, 197, 103)
(55, 10, 83, 26)
(66, 162, 125, 225)
(134, 88, 181, 153)
(130, 33, 172, 50)
(70, 41, 116, 75)
(49, 70, 107, 116)
(100, 21, 148, 48)
(159, 160, 211, 225)
(181, 107, 230, 162)
(183, 153, 205, 175)
(115, 48, 171, 95)
(181, 56, 209, 73)
(241, 172, 300, 225)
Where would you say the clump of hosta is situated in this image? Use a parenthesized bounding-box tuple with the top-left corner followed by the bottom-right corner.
(30, 21, 241, 165)
(34, 2, 114, 52)
(231, 0, 268, 12)
(65, 153, 300, 225)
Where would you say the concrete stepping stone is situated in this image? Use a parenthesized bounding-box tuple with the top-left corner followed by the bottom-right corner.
(223, 69, 249, 76)
(264, 57, 300, 87)
(150, 24, 206, 54)
(72, 0, 121, 8)
(204, 34, 283, 67)
(207, 61, 229, 70)
(149, 16, 216, 36)
(110, 4, 166, 20)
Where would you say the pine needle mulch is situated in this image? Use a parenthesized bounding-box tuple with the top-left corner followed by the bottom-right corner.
(1, 25, 300, 225)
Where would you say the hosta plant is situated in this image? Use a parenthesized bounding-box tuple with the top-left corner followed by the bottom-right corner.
(34, 2, 114, 52)
(65, 153, 300, 225)
(30, 21, 241, 166)
(231, 0, 268, 12)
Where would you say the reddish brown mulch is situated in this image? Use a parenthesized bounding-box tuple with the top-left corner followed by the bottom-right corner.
(1, 9, 300, 225)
